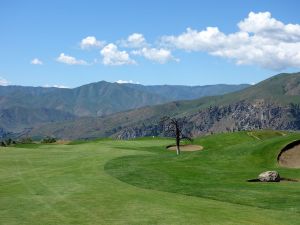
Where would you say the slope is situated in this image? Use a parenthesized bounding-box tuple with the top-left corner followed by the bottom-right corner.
(105, 131, 300, 212)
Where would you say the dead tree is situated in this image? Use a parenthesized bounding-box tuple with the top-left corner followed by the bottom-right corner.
(160, 116, 192, 155)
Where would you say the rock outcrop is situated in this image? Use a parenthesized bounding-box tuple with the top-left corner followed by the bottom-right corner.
(258, 171, 281, 182)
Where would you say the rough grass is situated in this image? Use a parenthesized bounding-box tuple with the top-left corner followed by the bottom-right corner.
(1, 132, 300, 224)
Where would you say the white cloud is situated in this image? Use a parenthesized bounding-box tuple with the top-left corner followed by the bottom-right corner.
(43, 84, 70, 89)
(31, 58, 43, 65)
(80, 36, 105, 49)
(0, 77, 9, 86)
(56, 53, 88, 65)
(161, 27, 227, 52)
(132, 47, 177, 64)
(115, 80, 140, 84)
(161, 11, 300, 70)
(119, 33, 147, 48)
(238, 12, 300, 42)
(100, 43, 136, 66)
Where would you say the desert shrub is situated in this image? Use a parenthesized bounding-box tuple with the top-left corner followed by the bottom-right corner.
(0, 138, 16, 147)
(6, 138, 12, 145)
(0, 141, 7, 147)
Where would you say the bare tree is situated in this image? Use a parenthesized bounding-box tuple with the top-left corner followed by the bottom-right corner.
(160, 116, 192, 155)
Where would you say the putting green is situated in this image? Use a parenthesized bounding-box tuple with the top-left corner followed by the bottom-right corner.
(1, 131, 300, 224)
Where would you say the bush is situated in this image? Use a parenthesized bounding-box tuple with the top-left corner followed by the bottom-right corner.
(0, 138, 17, 147)
(41, 137, 56, 144)
(6, 138, 12, 145)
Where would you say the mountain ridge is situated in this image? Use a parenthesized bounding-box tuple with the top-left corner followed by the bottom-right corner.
(0, 81, 249, 136)
(25, 72, 300, 140)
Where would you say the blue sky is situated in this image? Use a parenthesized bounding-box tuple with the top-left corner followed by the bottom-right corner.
(1, 0, 300, 87)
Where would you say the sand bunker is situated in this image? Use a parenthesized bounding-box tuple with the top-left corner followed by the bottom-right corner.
(167, 144, 203, 152)
(278, 140, 300, 168)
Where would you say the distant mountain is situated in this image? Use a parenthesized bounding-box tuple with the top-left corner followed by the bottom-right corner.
(0, 81, 249, 134)
(0, 82, 166, 117)
(0, 106, 76, 132)
(0, 82, 249, 116)
(122, 83, 250, 101)
(26, 72, 300, 140)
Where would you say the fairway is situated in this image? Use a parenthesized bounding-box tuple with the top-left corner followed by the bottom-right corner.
(1, 131, 300, 224)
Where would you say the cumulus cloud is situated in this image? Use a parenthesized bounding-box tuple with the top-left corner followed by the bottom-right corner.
(132, 47, 177, 64)
(0, 77, 9, 86)
(80, 36, 105, 49)
(119, 33, 147, 48)
(161, 11, 300, 70)
(238, 12, 300, 42)
(56, 53, 88, 65)
(115, 80, 140, 84)
(31, 58, 43, 65)
(100, 43, 136, 66)
(161, 27, 228, 51)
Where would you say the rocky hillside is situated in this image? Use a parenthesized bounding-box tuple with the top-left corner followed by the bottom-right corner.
(114, 101, 300, 139)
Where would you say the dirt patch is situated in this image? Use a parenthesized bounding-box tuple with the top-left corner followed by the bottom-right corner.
(167, 144, 203, 152)
(278, 140, 300, 168)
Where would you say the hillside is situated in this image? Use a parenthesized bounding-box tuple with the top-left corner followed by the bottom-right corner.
(0, 106, 76, 132)
(27, 72, 300, 139)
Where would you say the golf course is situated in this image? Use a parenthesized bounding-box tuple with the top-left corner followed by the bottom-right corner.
(1, 130, 300, 225)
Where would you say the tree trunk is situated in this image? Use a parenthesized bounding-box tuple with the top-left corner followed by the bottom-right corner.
(176, 143, 180, 155)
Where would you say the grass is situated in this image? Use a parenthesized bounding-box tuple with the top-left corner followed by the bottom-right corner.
(1, 131, 300, 224)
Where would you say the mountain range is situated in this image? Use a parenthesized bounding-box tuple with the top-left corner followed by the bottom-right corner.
(18, 72, 300, 140)
(0, 81, 249, 137)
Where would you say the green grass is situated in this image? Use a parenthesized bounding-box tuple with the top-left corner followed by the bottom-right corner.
(1, 131, 300, 224)
(247, 130, 287, 140)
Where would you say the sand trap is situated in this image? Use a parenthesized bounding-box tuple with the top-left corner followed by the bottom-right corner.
(167, 144, 203, 152)
(278, 140, 300, 168)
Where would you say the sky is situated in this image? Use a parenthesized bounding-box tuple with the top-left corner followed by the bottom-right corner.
(1, 0, 300, 88)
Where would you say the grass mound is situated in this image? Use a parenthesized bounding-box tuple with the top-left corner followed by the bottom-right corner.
(247, 130, 287, 140)
(105, 131, 300, 212)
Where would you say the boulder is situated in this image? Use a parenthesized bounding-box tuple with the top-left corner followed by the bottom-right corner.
(258, 171, 280, 182)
